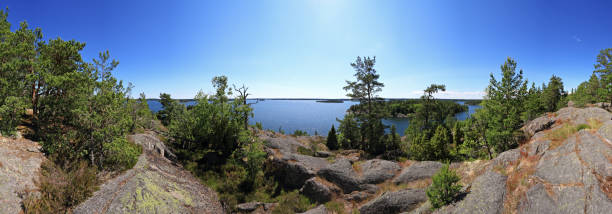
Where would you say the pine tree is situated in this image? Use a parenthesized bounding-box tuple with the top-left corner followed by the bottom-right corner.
(427, 164, 462, 210)
(594, 48, 612, 104)
(326, 125, 338, 150)
(480, 57, 528, 153)
(343, 56, 386, 154)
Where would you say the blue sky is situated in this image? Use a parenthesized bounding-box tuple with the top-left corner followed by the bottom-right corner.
(3, 0, 612, 99)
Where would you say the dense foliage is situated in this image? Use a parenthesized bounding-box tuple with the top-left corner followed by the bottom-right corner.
(0, 10, 149, 212)
(568, 49, 612, 106)
(348, 99, 468, 119)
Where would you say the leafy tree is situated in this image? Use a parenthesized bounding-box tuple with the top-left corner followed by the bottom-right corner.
(131, 92, 154, 130)
(157, 93, 182, 126)
(0, 96, 26, 136)
(168, 76, 253, 167)
(213, 75, 231, 104)
(426, 164, 462, 210)
(326, 125, 338, 150)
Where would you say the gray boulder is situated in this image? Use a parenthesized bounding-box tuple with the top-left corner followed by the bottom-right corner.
(237, 202, 264, 213)
(486, 148, 520, 171)
(269, 151, 330, 189)
(128, 132, 176, 161)
(598, 120, 612, 142)
(361, 159, 401, 184)
(359, 189, 427, 214)
(317, 158, 362, 193)
(436, 171, 507, 214)
(315, 150, 332, 157)
(344, 191, 373, 203)
(263, 136, 306, 153)
(300, 177, 341, 203)
(393, 161, 442, 184)
(522, 115, 555, 137)
(299, 205, 329, 214)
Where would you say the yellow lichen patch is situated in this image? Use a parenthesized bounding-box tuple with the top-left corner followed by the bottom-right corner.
(547, 124, 585, 150)
(352, 161, 364, 175)
(587, 118, 603, 131)
(120, 172, 193, 213)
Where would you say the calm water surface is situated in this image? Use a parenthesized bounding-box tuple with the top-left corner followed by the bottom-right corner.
(148, 99, 480, 136)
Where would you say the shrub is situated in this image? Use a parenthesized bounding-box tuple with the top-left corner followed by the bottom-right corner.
(255, 122, 263, 130)
(292, 129, 309, 136)
(327, 125, 339, 150)
(103, 137, 142, 171)
(575, 124, 590, 131)
(297, 146, 315, 156)
(0, 96, 26, 136)
(548, 123, 589, 149)
(23, 159, 99, 213)
(426, 164, 462, 210)
(325, 200, 346, 214)
(272, 190, 314, 214)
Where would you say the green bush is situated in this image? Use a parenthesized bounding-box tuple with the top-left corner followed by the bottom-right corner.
(272, 190, 314, 214)
(426, 164, 462, 210)
(103, 137, 142, 171)
(0, 96, 26, 136)
(297, 146, 315, 156)
(325, 201, 345, 214)
(575, 124, 590, 131)
(23, 160, 99, 213)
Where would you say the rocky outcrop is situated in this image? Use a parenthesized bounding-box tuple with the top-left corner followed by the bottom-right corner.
(249, 107, 612, 214)
(128, 132, 176, 161)
(359, 189, 427, 214)
(237, 202, 277, 213)
(300, 177, 341, 203)
(317, 158, 362, 193)
(263, 134, 330, 189)
(361, 159, 401, 184)
(393, 161, 442, 184)
(269, 150, 329, 189)
(74, 133, 223, 214)
(0, 136, 45, 214)
(300, 205, 329, 214)
(522, 115, 555, 137)
(436, 171, 507, 214)
(435, 107, 612, 214)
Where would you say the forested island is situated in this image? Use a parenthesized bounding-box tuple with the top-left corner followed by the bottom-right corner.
(1, 6, 612, 214)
